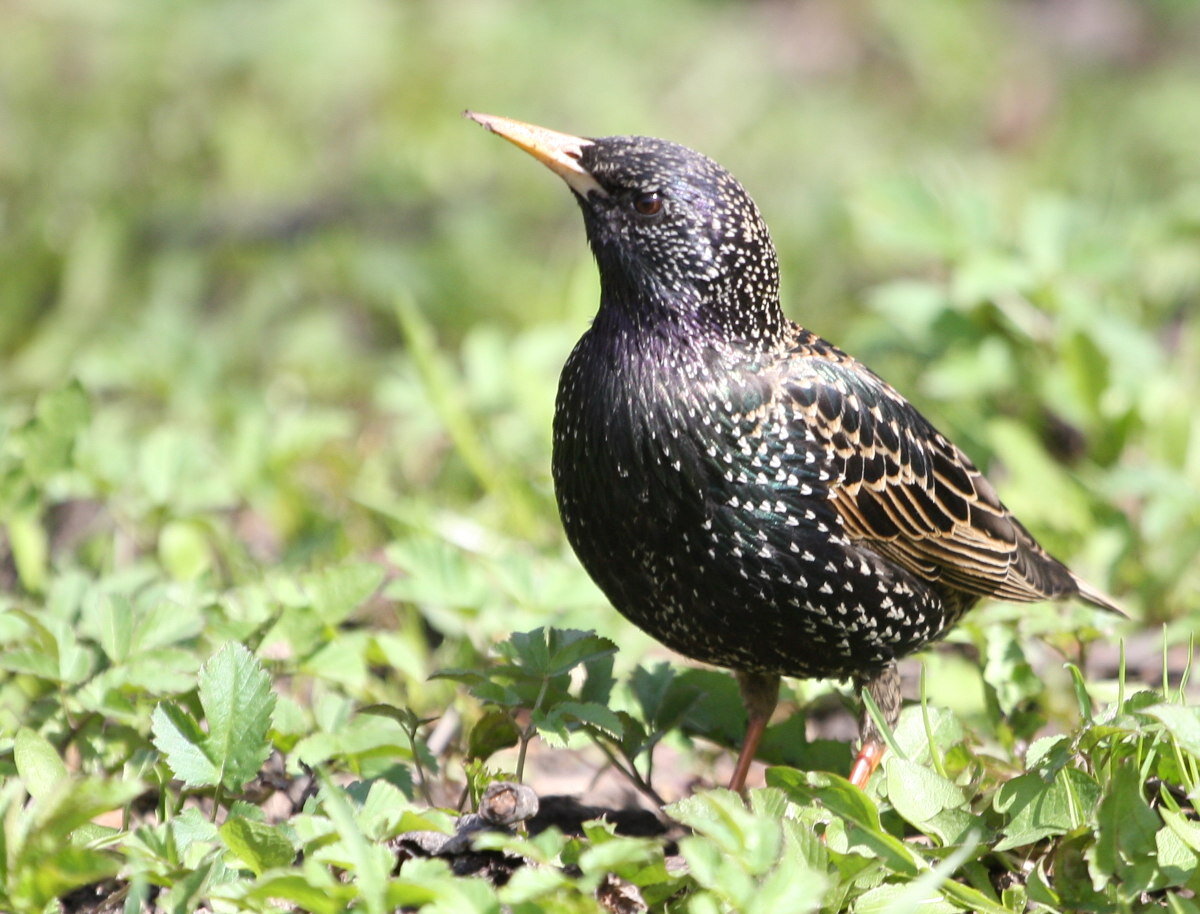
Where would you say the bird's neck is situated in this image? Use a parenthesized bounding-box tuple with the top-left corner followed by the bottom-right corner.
(596, 272, 787, 351)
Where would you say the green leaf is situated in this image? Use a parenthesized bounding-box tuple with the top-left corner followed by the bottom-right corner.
(7, 511, 48, 593)
(305, 562, 385, 627)
(884, 757, 977, 846)
(316, 774, 392, 914)
(246, 871, 353, 914)
(151, 701, 219, 787)
(1161, 806, 1200, 856)
(90, 595, 134, 663)
(197, 641, 276, 791)
(993, 767, 1101, 851)
(219, 815, 296, 875)
(1145, 703, 1200, 756)
(853, 882, 961, 914)
(767, 767, 882, 832)
(35, 381, 90, 439)
(467, 709, 520, 760)
(1155, 822, 1200, 890)
(497, 628, 617, 678)
(158, 519, 213, 582)
(359, 703, 424, 733)
(14, 728, 68, 801)
(555, 700, 624, 740)
(1088, 762, 1160, 889)
(356, 779, 415, 840)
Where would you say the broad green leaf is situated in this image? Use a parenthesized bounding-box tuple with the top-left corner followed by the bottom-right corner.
(10, 844, 121, 911)
(1145, 703, 1200, 756)
(158, 519, 213, 582)
(36, 381, 90, 438)
(305, 562, 385, 627)
(1161, 806, 1200, 855)
(151, 702, 219, 787)
(766, 768, 882, 832)
(90, 595, 134, 663)
(853, 882, 961, 914)
(197, 642, 275, 791)
(467, 709, 520, 760)
(132, 598, 208, 653)
(1088, 762, 1160, 891)
(1155, 823, 1200, 890)
(219, 815, 295, 875)
(14, 728, 67, 801)
(359, 703, 427, 733)
(349, 780, 405, 840)
(993, 767, 1101, 851)
(246, 871, 352, 914)
(7, 511, 48, 593)
(892, 705, 965, 768)
(25, 776, 143, 838)
(884, 757, 976, 845)
(555, 700, 624, 740)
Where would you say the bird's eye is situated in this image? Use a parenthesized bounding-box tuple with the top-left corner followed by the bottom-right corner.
(633, 192, 663, 216)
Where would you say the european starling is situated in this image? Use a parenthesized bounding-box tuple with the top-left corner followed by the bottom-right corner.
(467, 112, 1122, 792)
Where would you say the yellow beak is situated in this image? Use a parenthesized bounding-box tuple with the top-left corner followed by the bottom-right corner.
(464, 111, 608, 198)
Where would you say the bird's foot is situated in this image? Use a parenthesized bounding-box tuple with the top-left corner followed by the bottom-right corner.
(847, 739, 886, 790)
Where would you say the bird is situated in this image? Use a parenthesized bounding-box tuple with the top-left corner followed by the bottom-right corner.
(465, 111, 1123, 793)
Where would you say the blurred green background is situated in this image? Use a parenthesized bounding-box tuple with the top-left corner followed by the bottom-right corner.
(2, 0, 1199, 646)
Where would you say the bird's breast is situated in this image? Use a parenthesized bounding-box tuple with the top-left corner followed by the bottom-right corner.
(550, 325, 955, 678)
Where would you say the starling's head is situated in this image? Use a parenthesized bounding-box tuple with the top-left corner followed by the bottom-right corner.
(467, 112, 784, 345)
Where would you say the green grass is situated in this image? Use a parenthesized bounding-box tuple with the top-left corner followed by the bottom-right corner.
(2, 0, 1200, 911)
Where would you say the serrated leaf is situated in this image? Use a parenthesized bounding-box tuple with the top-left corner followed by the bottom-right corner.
(219, 815, 295, 875)
(498, 628, 617, 678)
(151, 701, 219, 787)
(14, 728, 68, 801)
(556, 700, 624, 740)
(197, 642, 276, 791)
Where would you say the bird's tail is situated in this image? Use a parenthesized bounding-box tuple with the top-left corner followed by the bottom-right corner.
(1072, 574, 1127, 618)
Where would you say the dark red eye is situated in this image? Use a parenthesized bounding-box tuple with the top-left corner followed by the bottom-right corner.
(633, 192, 663, 216)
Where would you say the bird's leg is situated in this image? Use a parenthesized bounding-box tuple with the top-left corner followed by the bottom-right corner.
(729, 671, 781, 793)
(848, 663, 901, 790)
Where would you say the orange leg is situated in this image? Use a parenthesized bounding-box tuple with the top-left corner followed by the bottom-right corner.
(847, 738, 886, 789)
(849, 663, 901, 789)
(729, 671, 781, 793)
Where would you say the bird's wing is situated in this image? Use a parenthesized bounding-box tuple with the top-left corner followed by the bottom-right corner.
(775, 348, 1115, 609)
